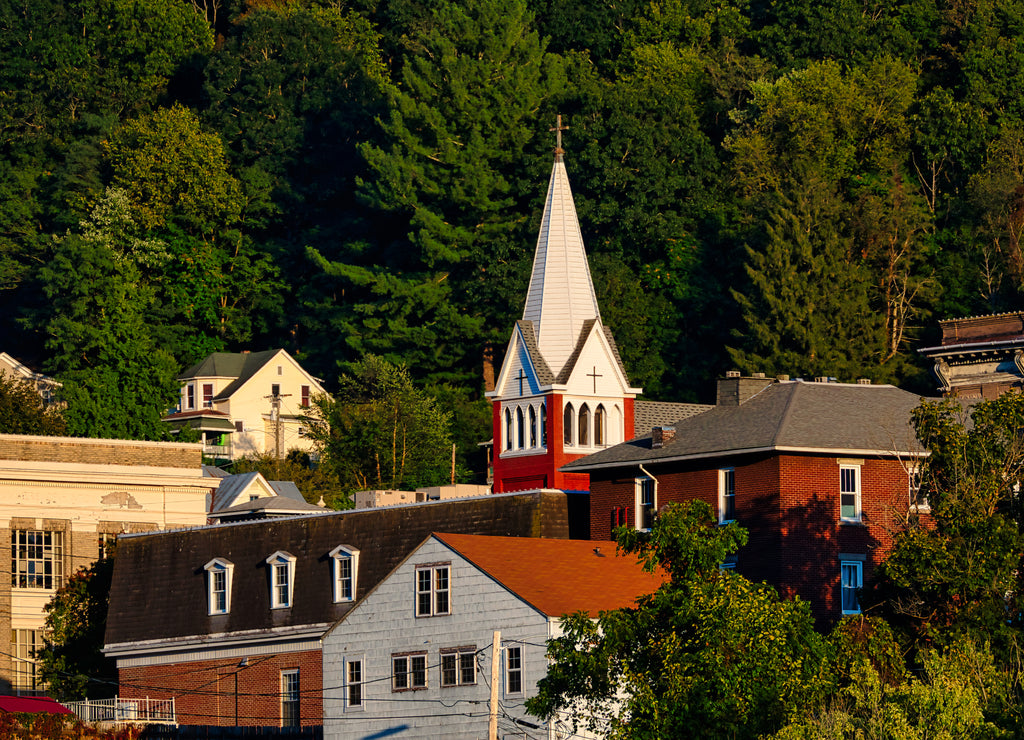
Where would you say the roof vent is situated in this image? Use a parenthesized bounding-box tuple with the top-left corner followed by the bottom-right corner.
(814, 376, 829, 383)
(777, 374, 790, 381)
(752, 372, 765, 378)
(857, 378, 872, 385)
(726, 370, 741, 378)
(651, 426, 676, 449)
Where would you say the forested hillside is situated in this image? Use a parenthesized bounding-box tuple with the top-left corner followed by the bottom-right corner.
(3, 0, 1022, 430)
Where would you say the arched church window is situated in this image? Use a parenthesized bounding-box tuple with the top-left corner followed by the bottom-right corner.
(579, 404, 590, 447)
(595, 404, 606, 446)
(504, 409, 513, 451)
(540, 402, 547, 447)
(563, 404, 575, 446)
(529, 406, 537, 447)
(516, 407, 525, 450)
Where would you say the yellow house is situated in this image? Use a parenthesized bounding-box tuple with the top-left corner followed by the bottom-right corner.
(165, 349, 328, 461)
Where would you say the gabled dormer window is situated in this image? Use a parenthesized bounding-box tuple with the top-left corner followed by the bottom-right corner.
(204, 558, 234, 615)
(266, 551, 296, 609)
(330, 545, 360, 603)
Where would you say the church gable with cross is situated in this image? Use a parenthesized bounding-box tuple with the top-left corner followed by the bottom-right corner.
(487, 119, 642, 494)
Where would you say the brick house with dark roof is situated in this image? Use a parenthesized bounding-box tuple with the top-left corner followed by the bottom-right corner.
(104, 491, 569, 727)
(564, 375, 933, 622)
(321, 533, 667, 739)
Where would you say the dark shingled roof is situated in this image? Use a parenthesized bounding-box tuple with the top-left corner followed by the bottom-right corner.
(633, 400, 711, 434)
(564, 381, 932, 471)
(104, 491, 570, 649)
(177, 350, 281, 400)
(516, 321, 555, 385)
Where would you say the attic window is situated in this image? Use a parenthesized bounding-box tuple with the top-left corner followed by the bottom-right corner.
(266, 551, 297, 609)
(277, 365, 283, 376)
(330, 545, 360, 603)
(204, 558, 234, 615)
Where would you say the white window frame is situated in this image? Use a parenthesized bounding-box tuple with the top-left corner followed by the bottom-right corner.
(415, 564, 451, 617)
(204, 558, 234, 615)
(12, 530, 63, 590)
(345, 657, 364, 711)
(909, 464, 928, 510)
(186, 383, 195, 410)
(563, 403, 575, 446)
(540, 402, 547, 447)
(266, 551, 296, 609)
(505, 645, 523, 696)
(12, 629, 42, 695)
(440, 647, 477, 687)
(281, 668, 300, 727)
(330, 545, 359, 603)
(840, 560, 863, 615)
(719, 468, 736, 523)
(392, 653, 428, 691)
(635, 476, 656, 531)
(840, 464, 862, 522)
(504, 408, 513, 451)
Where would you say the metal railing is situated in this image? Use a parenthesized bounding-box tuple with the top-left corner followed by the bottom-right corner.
(66, 696, 176, 725)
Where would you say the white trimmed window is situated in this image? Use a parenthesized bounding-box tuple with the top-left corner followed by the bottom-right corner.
(540, 402, 547, 447)
(12, 629, 42, 695)
(504, 409, 513, 451)
(281, 669, 300, 727)
(840, 560, 863, 614)
(840, 464, 861, 521)
(529, 406, 537, 447)
(266, 551, 296, 609)
(416, 564, 451, 616)
(392, 653, 427, 691)
(505, 646, 523, 695)
(578, 404, 591, 446)
(12, 530, 63, 589)
(719, 468, 736, 523)
(563, 403, 575, 446)
(204, 558, 234, 615)
(345, 658, 364, 710)
(635, 476, 656, 531)
(186, 383, 195, 410)
(910, 465, 927, 509)
(516, 407, 525, 450)
(440, 647, 476, 687)
(595, 404, 606, 446)
(202, 383, 214, 407)
(330, 545, 359, 603)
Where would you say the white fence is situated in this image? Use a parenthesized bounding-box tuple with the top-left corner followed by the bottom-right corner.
(66, 696, 176, 725)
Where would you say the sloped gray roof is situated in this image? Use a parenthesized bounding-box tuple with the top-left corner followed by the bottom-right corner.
(209, 471, 264, 512)
(178, 350, 281, 399)
(565, 381, 932, 471)
(516, 321, 555, 385)
(213, 496, 324, 518)
(633, 400, 712, 433)
(269, 480, 304, 502)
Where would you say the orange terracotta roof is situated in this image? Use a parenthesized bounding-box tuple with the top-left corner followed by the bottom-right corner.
(434, 533, 667, 618)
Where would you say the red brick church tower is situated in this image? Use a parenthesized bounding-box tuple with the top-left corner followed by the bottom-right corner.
(487, 122, 642, 493)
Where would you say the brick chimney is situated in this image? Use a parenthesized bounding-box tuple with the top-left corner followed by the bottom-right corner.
(716, 372, 777, 406)
(651, 426, 676, 449)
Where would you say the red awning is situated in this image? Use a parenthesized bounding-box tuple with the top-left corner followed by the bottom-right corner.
(0, 696, 73, 714)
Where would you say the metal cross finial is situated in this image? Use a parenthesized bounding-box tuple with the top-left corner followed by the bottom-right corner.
(550, 114, 568, 158)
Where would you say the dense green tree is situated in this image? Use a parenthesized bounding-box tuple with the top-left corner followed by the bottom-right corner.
(229, 450, 347, 509)
(527, 500, 830, 739)
(37, 556, 117, 702)
(307, 356, 455, 494)
(0, 373, 66, 435)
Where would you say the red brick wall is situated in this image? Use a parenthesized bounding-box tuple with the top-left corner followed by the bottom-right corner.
(589, 452, 917, 622)
(120, 648, 322, 727)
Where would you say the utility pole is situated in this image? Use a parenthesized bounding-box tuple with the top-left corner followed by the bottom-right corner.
(264, 391, 291, 461)
(489, 630, 500, 740)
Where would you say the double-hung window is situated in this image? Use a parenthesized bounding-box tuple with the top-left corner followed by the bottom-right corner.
(204, 558, 234, 615)
(719, 468, 736, 523)
(909, 465, 927, 509)
(202, 383, 214, 408)
(186, 384, 195, 410)
(416, 564, 450, 616)
(12, 629, 42, 695)
(840, 464, 861, 521)
(266, 551, 296, 609)
(330, 546, 359, 603)
(840, 560, 863, 614)
(346, 659, 363, 710)
(440, 647, 476, 687)
(635, 477, 656, 530)
(505, 646, 523, 695)
(392, 653, 427, 691)
(281, 669, 300, 727)
(12, 530, 63, 589)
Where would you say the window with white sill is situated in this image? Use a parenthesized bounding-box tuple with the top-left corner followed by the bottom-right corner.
(330, 545, 359, 603)
(415, 564, 450, 617)
(204, 558, 234, 615)
(266, 551, 296, 609)
(840, 464, 861, 522)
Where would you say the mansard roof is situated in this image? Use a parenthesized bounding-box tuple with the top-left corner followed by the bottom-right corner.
(564, 381, 930, 472)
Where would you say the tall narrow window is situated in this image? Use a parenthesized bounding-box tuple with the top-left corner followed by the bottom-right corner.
(563, 404, 575, 446)
(281, 669, 300, 727)
(719, 469, 736, 523)
(98, 533, 116, 561)
(186, 384, 195, 410)
(635, 477, 656, 530)
(529, 406, 537, 447)
(540, 402, 547, 447)
(301, 385, 311, 408)
(840, 465, 861, 521)
(266, 551, 296, 609)
(202, 383, 214, 408)
(271, 383, 280, 397)
(909, 465, 927, 509)
(516, 407, 525, 450)
(579, 404, 590, 446)
(346, 660, 363, 709)
(594, 405, 606, 446)
(840, 561, 863, 614)
(12, 530, 63, 589)
(416, 565, 451, 616)
(204, 558, 234, 615)
(505, 646, 523, 695)
(12, 630, 42, 695)
(330, 546, 359, 603)
(504, 409, 513, 451)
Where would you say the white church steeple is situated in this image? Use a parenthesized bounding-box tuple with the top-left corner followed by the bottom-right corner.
(521, 116, 602, 376)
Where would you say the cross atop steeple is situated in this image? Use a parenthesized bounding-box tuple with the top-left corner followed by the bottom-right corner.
(550, 114, 568, 160)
